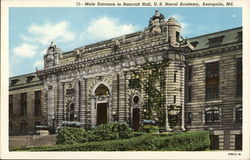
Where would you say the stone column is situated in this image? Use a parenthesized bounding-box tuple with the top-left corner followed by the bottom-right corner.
(75, 80, 80, 121)
(180, 63, 185, 131)
(111, 73, 118, 122)
(165, 63, 171, 131)
(47, 85, 55, 127)
(58, 82, 64, 126)
(79, 78, 87, 128)
(118, 72, 126, 122)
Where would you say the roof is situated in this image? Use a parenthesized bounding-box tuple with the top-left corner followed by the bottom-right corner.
(9, 72, 42, 87)
(188, 27, 242, 51)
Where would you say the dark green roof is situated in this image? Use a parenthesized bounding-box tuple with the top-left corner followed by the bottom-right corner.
(9, 72, 41, 87)
(188, 27, 242, 51)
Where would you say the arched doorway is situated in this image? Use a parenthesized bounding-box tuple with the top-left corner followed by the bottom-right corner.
(131, 95, 141, 131)
(95, 84, 110, 126)
(132, 108, 140, 131)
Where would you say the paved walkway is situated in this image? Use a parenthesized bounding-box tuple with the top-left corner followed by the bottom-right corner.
(9, 135, 56, 148)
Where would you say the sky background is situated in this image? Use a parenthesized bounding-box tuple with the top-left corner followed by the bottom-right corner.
(9, 7, 242, 77)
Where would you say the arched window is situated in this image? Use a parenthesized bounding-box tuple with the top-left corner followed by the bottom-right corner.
(133, 95, 140, 105)
(95, 84, 109, 96)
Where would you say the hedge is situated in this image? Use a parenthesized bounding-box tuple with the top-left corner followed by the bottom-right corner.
(10, 131, 210, 151)
(56, 123, 134, 145)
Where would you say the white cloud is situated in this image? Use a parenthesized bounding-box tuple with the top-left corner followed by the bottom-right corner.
(26, 21, 75, 45)
(34, 60, 44, 68)
(40, 48, 47, 55)
(82, 16, 138, 41)
(13, 43, 38, 57)
(169, 14, 184, 21)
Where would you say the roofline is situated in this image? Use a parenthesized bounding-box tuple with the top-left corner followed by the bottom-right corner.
(188, 26, 242, 40)
(10, 72, 37, 79)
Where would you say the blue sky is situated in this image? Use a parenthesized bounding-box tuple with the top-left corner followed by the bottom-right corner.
(9, 7, 242, 77)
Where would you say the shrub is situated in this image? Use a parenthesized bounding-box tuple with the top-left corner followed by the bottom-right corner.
(142, 125, 159, 133)
(56, 123, 134, 144)
(56, 127, 88, 145)
(11, 131, 210, 151)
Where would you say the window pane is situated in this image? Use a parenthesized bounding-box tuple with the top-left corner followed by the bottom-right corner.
(236, 58, 242, 97)
(236, 107, 242, 123)
(206, 62, 219, 101)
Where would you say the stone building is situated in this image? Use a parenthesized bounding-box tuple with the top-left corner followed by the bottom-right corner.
(9, 72, 44, 135)
(9, 11, 242, 150)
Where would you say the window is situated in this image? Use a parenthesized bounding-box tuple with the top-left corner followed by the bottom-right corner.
(176, 31, 180, 42)
(133, 95, 140, 105)
(66, 89, 75, 95)
(208, 36, 224, 48)
(236, 107, 242, 123)
(205, 109, 219, 124)
(237, 32, 242, 42)
(173, 95, 176, 103)
(20, 93, 27, 117)
(10, 79, 19, 86)
(206, 62, 219, 101)
(210, 135, 219, 150)
(187, 65, 192, 81)
(187, 112, 192, 125)
(236, 58, 242, 97)
(174, 73, 176, 82)
(35, 90, 41, 116)
(190, 41, 199, 48)
(26, 75, 35, 83)
(9, 95, 13, 118)
(187, 85, 192, 103)
(235, 134, 242, 150)
(20, 122, 27, 133)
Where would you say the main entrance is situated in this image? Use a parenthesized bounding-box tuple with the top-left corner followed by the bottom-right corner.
(132, 108, 140, 131)
(97, 103, 108, 125)
(94, 83, 110, 126)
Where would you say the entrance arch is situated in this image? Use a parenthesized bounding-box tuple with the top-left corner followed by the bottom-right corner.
(92, 83, 111, 126)
(131, 94, 141, 131)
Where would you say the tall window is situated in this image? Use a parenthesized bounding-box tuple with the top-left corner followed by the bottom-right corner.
(20, 122, 27, 133)
(205, 109, 219, 124)
(176, 31, 180, 42)
(206, 62, 219, 101)
(187, 112, 192, 125)
(187, 65, 192, 81)
(187, 85, 192, 103)
(174, 73, 176, 82)
(236, 58, 242, 97)
(34, 90, 41, 116)
(235, 107, 242, 123)
(20, 93, 27, 117)
(9, 95, 13, 118)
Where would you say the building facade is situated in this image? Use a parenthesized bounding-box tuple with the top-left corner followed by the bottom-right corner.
(9, 11, 242, 150)
(9, 72, 44, 135)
